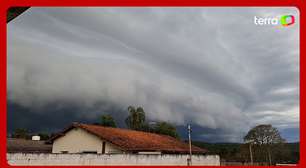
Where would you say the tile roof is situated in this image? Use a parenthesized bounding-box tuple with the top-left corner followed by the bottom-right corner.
(50, 123, 208, 154)
(7, 138, 52, 153)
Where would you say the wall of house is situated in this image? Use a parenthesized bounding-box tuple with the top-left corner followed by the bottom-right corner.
(7, 153, 220, 166)
(52, 128, 122, 154)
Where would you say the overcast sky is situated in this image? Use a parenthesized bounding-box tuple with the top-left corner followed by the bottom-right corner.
(7, 7, 299, 142)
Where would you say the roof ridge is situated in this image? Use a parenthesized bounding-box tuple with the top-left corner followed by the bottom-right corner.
(78, 123, 179, 139)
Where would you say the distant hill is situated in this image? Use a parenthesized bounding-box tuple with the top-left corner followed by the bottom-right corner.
(192, 141, 240, 154)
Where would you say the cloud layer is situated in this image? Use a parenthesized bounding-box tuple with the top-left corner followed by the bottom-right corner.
(7, 7, 299, 142)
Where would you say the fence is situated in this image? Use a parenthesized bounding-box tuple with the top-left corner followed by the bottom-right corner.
(7, 153, 220, 166)
(221, 161, 269, 166)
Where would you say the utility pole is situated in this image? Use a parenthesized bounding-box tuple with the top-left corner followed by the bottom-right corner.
(187, 124, 192, 166)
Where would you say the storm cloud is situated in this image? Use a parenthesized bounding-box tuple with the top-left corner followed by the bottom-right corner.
(7, 7, 299, 142)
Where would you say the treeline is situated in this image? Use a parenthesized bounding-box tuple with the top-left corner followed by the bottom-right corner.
(97, 106, 180, 139)
(10, 105, 180, 140)
(10, 128, 50, 140)
(193, 141, 299, 164)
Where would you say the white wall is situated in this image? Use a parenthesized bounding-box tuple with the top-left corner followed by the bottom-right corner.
(52, 128, 122, 154)
(7, 153, 220, 166)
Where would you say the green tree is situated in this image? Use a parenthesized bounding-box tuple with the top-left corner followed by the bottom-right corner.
(125, 106, 146, 131)
(38, 132, 50, 140)
(100, 114, 117, 128)
(244, 124, 285, 165)
(12, 128, 30, 139)
(153, 122, 180, 139)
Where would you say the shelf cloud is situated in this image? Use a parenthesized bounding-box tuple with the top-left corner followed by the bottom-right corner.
(7, 7, 299, 142)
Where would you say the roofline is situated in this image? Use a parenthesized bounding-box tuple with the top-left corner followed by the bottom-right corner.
(48, 123, 208, 154)
(47, 123, 128, 152)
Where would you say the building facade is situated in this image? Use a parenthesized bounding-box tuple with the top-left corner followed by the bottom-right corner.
(52, 127, 122, 154)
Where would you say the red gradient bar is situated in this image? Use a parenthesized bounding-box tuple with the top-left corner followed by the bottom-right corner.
(0, 0, 304, 168)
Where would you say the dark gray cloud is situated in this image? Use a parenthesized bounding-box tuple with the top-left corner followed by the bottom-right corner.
(7, 7, 299, 142)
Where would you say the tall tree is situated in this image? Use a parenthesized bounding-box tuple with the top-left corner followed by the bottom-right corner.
(244, 124, 285, 165)
(100, 114, 117, 128)
(125, 106, 146, 131)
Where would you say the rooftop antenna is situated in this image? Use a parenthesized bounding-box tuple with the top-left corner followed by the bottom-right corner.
(187, 124, 192, 166)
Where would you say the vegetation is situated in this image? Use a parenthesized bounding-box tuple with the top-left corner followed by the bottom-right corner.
(99, 114, 117, 128)
(11, 128, 51, 140)
(125, 106, 180, 139)
(193, 141, 299, 165)
(38, 132, 50, 140)
(153, 122, 180, 139)
(192, 124, 298, 165)
(244, 124, 285, 144)
(12, 128, 30, 139)
(125, 106, 146, 131)
(244, 124, 285, 165)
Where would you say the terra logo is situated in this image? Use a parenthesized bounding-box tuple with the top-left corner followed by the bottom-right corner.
(254, 15, 295, 27)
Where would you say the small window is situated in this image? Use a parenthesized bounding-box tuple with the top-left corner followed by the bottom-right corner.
(82, 151, 98, 154)
(61, 151, 68, 154)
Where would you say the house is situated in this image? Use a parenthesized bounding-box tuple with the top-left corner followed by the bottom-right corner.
(7, 138, 52, 153)
(49, 123, 208, 154)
